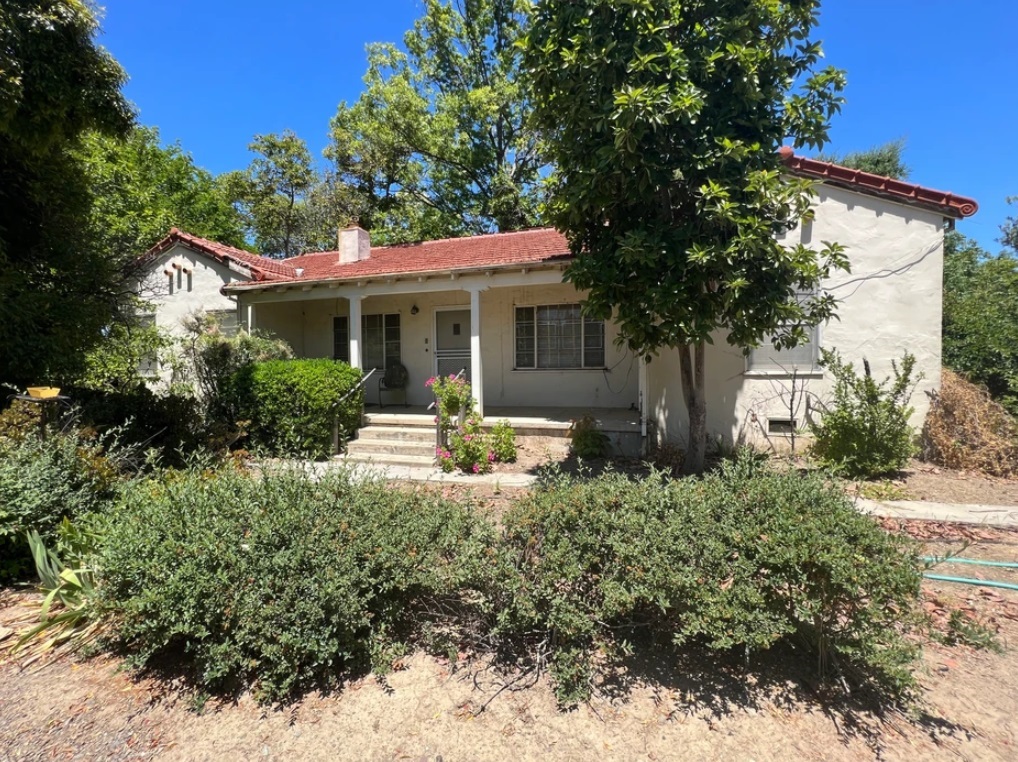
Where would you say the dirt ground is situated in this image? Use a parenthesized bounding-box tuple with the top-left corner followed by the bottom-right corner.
(3, 521, 1018, 762)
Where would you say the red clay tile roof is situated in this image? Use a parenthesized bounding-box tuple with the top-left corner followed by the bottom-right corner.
(139, 228, 297, 281)
(150, 150, 976, 290)
(778, 146, 978, 218)
(263, 227, 571, 286)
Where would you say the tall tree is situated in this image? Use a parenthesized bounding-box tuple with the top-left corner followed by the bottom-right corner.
(328, 0, 545, 244)
(0, 0, 133, 387)
(79, 126, 247, 261)
(943, 228, 1018, 414)
(226, 130, 357, 258)
(1002, 197, 1018, 255)
(816, 138, 909, 179)
(526, 0, 847, 472)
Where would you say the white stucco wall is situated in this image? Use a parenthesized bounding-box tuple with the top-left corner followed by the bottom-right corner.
(647, 184, 946, 450)
(138, 243, 244, 336)
(251, 282, 639, 409)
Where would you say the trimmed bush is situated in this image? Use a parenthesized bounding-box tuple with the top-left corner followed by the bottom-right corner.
(0, 430, 127, 580)
(497, 457, 923, 705)
(95, 466, 497, 702)
(229, 359, 363, 459)
(809, 349, 919, 477)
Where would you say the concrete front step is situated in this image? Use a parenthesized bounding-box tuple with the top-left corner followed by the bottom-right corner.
(343, 452, 437, 468)
(355, 425, 436, 443)
(346, 438, 436, 458)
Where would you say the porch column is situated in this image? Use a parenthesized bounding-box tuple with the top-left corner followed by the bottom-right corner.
(638, 354, 649, 441)
(245, 303, 256, 332)
(469, 287, 484, 417)
(348, 295, 362, 370)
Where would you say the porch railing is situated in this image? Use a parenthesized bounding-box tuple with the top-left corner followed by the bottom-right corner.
(429, 366, 467, 457)
(333, 367, 377, 455)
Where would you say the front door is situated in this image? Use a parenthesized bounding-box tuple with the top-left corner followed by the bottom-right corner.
(434, 309, 471, 382)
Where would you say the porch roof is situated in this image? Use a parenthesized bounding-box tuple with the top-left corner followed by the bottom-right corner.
(226, 228, 571, 292)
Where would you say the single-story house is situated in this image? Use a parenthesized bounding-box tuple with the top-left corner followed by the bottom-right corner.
(136, 150, 977, 455)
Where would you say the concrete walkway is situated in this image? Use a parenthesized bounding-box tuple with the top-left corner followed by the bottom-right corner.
(314, 460, 540, 488)
(857, 498, 1018, 528)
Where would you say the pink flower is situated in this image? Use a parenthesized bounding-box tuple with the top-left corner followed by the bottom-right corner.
(463, 434, 472, 442)
(487, 451, 496, 462)
(433, 416, 439, 423)
(472, 463, 480, 473)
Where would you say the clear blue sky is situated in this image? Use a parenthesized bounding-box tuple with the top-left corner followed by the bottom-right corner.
(98, 0, 1016, 253)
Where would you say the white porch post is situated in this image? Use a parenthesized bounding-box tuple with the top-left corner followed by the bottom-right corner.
(469, 288, 484, 417)
(638, 354, 649, 441)
(245, 302, 256, 332)
(349, 296, 362, 370)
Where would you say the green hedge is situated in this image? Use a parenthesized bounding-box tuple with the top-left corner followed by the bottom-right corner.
(0, 430, 125, 580)
(95, 466, 496, 701)
(229, 359, 363, 459)
(496, 458, 924, 705)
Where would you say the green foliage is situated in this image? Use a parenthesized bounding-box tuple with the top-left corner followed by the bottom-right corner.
(230, 359, 363, 459)
(76, 319, 172, 393)
(428, 376, 515, 473)
(810, 350, 919, 478)
(0, 0, 133, 387)
(176, 314, 294, 421)
(942, 231, 1018, 414)
(524, 0, 847, 471)
(328, 0, 545, 243)
(567, 413, 609, 459)
(95, 466, 497, 702)
(816, 138, 910, 179)
(76, 126, 247, 264)
(223, 130, 357, 258)
(18, 521, 103, 652)
(0, 399, 42, 441)
(489, 420, 518, 463)
(497, 457, 924, 706)
(0, 429, 127, 580)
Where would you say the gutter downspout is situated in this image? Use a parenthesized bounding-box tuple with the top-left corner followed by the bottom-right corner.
(638, 355, 649, 455)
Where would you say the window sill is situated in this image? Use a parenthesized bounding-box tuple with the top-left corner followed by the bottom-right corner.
(743, 370, 824, 379)
(512, 367, 607, 373)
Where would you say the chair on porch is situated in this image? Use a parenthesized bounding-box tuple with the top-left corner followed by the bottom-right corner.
(378, 362, 410, 408)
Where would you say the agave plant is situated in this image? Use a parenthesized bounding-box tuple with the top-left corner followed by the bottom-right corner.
(16, 521, 102, 653)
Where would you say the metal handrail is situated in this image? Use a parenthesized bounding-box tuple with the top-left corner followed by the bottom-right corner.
(333, 367, 377, 454)
(427, 367, 467, 411)
(431, 367, 468, 459)
(334, 367, 377, 409)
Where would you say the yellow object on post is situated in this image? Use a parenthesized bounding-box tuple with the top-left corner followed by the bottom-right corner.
(26, 386, 61, 399)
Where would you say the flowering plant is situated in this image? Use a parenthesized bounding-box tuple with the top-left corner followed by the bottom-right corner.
(426, 377, 516, 474)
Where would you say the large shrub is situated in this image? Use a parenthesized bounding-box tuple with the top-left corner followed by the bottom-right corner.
(921, 369, 1018, 478)
(0, 430, 127, 580)
(809, 350, 919, 477)
(497, 457, 923, 705)
(229, 359, 363, 459)
(95, 466, 497, 701)
(175, 314, 294, 422)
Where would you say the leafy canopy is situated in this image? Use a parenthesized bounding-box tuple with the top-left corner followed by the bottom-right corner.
(224, 130, 358, 258)
(525, 0, 848, 357)
(942, 230, 1018, 414)
(816, 138, 910, 179)
(0, 0, 133, 387)
(78, 126, 247, 262)
(328, 0, 545, 244)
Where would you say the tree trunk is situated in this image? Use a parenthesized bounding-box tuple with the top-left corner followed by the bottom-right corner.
(679, 341, 708, 473)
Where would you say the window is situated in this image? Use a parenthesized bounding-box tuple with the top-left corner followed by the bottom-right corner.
(333, 316, 349, 363)
(362, 313, 401, 370)
(747, 293, 821, 373)
(136, 314, 159, 377)
(747, 326, 819, 372)
(206, 309, 239, 337)
(514, 304, 605, 370)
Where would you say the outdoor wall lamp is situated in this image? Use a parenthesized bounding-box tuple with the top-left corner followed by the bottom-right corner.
(410, 304, 419, 315)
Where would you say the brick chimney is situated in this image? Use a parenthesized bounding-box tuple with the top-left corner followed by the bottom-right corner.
(338, 224, 370, 264)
